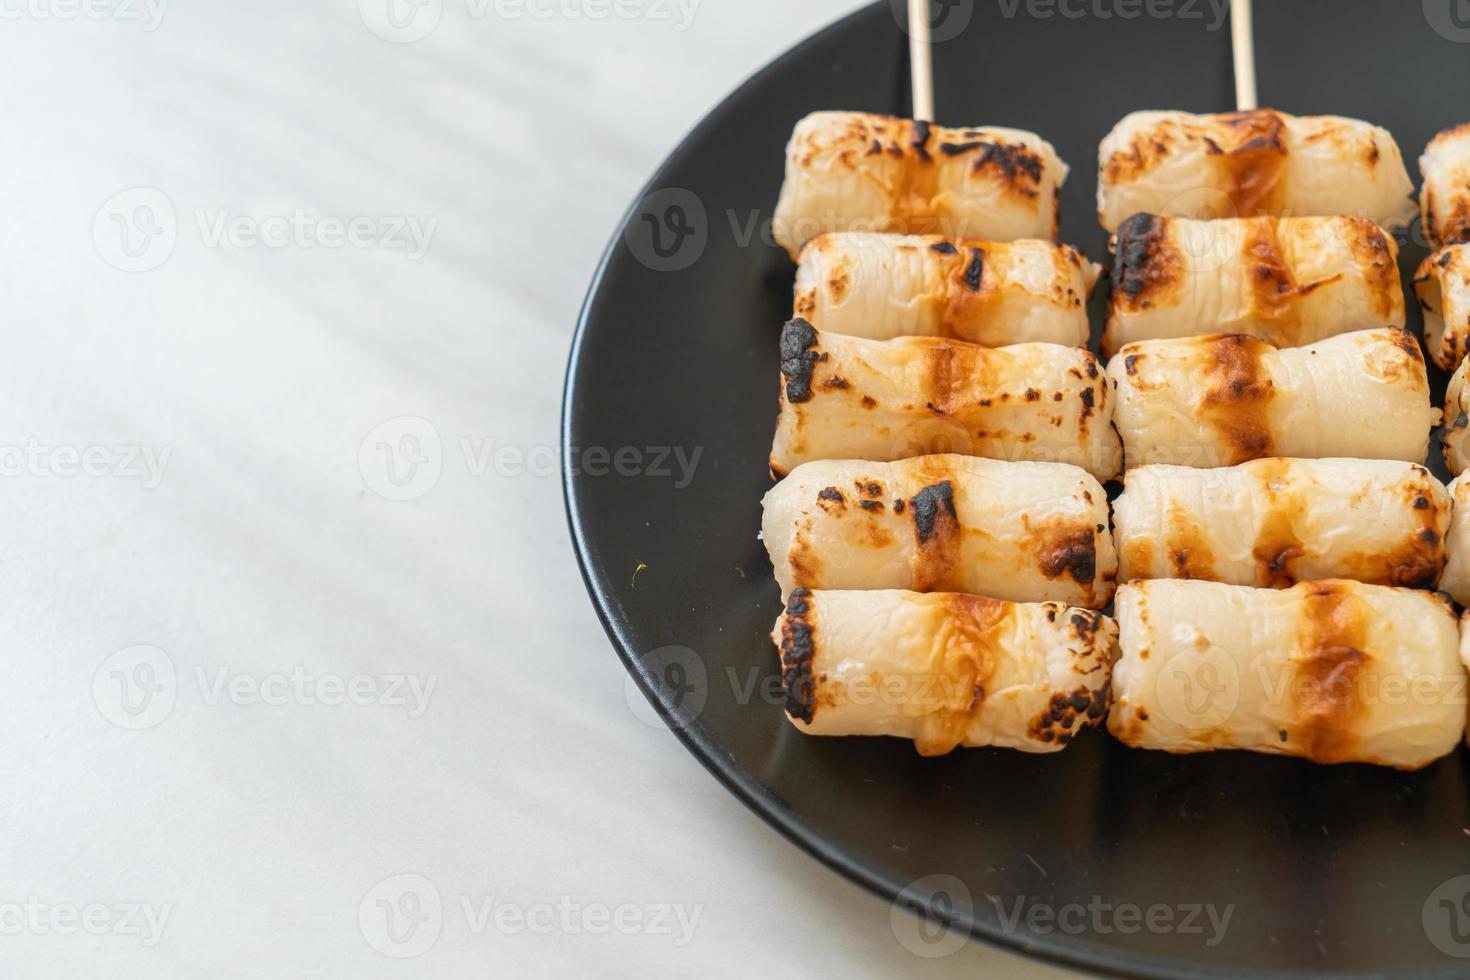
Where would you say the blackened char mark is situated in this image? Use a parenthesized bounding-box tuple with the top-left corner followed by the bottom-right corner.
(912, 119, 932, 161)
(780, 588, 816, 723)
(1112, 213, 1165, 302)
(974, 141, 1043, 183)
(964, 248, 984, 291)
(779, 318, 824, 403)
(910, 480, 957, 544)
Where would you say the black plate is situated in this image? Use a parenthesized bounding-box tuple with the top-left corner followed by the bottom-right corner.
(562, 3, 1470, 976)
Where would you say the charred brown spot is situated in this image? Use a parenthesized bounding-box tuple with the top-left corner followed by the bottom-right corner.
(911, 119, 933, 161)
(972, 141, 1043, 189)
(779, 318, 824, 403)
(1286, 582, 1372, 763)
(779, 589, 817, 723)
(910, 481, 956, 544)
(964, 248, 984, 291)
(821, 376, 850, 390)
(930, 241, 958, 255)
(1388, 326, 1424, 363)
(861, 395, 878, 408)
(1034, 521, 1097, 587)
(1199, 334, 1275, 462)
(858, 499, 883, 512)
(910, 480, 961, 592)
(938, 140, 983, 156)
(856, 480, 882, 497)
(1025, 388, 1041, 402)
(1111, 213, 1181, 308)
(1160, 500, 1217, 580)
(1124, 353, 1142, 375)
(1029, 683, 1107, 743)
(815, 487, 845, 515)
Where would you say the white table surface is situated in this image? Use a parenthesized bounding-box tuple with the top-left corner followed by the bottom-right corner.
(1, 1, 1077, 975)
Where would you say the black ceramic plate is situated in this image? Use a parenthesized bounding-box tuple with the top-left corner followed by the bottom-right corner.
(562, 3, 1470, 976)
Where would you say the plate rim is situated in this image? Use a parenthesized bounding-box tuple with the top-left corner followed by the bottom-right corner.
(559, 5, 1462, 978)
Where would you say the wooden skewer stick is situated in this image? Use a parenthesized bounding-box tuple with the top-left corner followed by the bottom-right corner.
(908, 0, 935, 122)
(1231, 0, 1257, 110)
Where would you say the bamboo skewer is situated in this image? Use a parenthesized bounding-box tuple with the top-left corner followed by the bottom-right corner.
(1231, 0, 1257, 110)
(908, 0, 935, 121)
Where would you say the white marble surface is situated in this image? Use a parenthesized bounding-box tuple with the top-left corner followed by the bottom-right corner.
(0, 1, 1076, 975)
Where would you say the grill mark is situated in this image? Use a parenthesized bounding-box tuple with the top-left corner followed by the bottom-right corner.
(1198, 334, 1275, 463)
(779, 318, 824, 403)
(779, 589, 817, 724)
(910, 479, 961, 591)
(1288, 582, 1371, 763)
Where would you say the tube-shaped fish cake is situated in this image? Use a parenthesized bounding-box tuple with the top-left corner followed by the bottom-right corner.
(772, 318, 1121, 481)
(1114, 458, 1449, 590)
(1108, 579, 1466, 770)
(762, 455, 1116, 608)
(794, 232, 1097, 347)
(1107, 328, 1438, 469)
(1439, 473, 1470, 606)
(1103, 214, 1403, 357)
(773, 588, 1117, 756)
(1419, 124, 1470, 247)
(1097, 109, 1416, 233)
(1412, 245, 1470, 370)
(1443, 356, 1470, 475)
(773, 111, 1067, 259)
